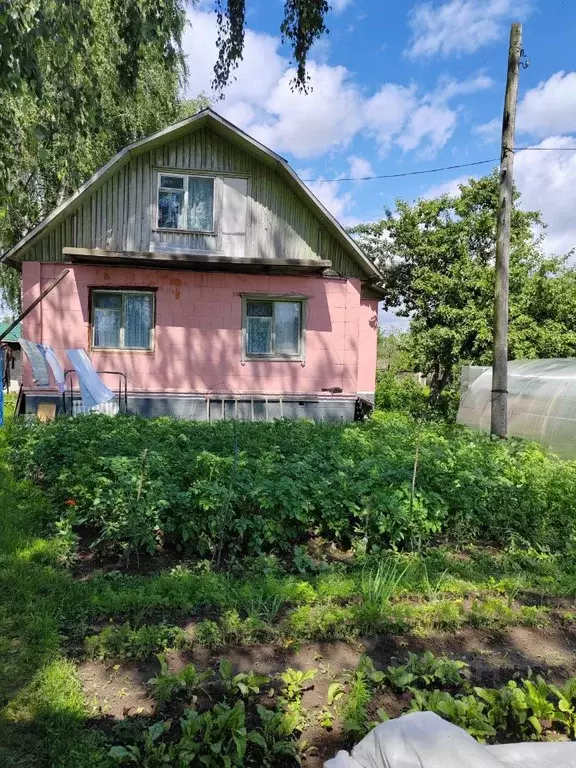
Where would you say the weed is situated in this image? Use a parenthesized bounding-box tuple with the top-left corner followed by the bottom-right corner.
(218, 658, 270, 699)
(85, 623, 187, 661)
(195, 619, 222, 648)
(361, 558, 409, 611)
(148, 655, 213, 708)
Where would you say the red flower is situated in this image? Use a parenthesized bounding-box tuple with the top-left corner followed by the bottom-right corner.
(65, 499, 77, 507)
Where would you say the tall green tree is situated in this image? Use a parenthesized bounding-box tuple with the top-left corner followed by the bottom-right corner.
(0, 0, 190, 313)
(0, 1, 331, 313)
(352, 173, 576, 401)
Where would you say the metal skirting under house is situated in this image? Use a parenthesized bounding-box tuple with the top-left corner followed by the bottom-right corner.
(22, 392, 359, 422)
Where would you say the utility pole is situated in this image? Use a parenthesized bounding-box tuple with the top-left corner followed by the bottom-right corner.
(491, 23, 523, 438)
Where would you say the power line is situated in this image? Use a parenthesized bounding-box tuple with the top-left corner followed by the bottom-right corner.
(517, 146, 576, 151)
(302, 145, 576, 184)
(302, 158, 499, 183)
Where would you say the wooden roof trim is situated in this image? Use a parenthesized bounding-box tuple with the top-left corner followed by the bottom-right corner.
(63, 246, 332, 275)
(1, 109, 382, 280)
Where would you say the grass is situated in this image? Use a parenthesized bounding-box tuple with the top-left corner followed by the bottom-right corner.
(0, 429, 106, 766)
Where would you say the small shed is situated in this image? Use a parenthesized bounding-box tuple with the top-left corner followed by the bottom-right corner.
(0, 322, 22, 393)
(457, 359, 576, 459)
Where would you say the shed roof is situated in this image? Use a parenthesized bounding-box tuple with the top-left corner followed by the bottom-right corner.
(0, 323, 22, 343)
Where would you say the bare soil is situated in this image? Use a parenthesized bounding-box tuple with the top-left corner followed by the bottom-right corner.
(78, 624, 576, 767)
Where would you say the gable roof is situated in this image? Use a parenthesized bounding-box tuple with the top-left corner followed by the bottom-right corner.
(1, 109, 382, 281)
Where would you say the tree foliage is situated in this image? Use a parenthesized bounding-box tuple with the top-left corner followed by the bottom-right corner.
(352, 173, 576, 399)
(0, 1, 331, 314)
(213, 0, 329, 92)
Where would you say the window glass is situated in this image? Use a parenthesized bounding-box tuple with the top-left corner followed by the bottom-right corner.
(93, 292, 122, 348)
(158, 190, 184, 229)
(124, 294, 153, 348)
(159, 175, 184, 189)
(188, 177, 214, 231)
(93, 292, 153, 350)
(247, 301, 272, 354)
(157, 173, 214, 231)
(245, 300, 302, 358)
(275, 302, 300, 355)
(247, 301, 273, 318)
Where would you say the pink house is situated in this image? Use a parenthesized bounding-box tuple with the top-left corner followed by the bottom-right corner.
(3, 110, 383, 421)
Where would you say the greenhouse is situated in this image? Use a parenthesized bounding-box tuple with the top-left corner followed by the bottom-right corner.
(457, 359, 576, 460)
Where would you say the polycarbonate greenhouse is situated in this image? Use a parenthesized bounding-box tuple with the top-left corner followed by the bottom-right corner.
(457, 359, 576, 459)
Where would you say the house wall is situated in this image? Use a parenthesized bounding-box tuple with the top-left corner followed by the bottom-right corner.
(21, 127, 364, 279)
(357, 298, 379, 399)
(21, 263, 377, 418)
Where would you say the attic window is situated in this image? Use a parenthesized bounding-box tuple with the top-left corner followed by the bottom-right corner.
(157, 173, 214, 232)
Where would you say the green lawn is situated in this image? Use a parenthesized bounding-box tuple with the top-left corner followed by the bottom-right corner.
(0, 429, 106, 766)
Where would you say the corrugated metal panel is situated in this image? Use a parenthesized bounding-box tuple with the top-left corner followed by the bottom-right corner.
(21, 126, 365, 277)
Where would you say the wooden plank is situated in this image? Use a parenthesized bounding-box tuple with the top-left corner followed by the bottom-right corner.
(63, 246, 331, 270)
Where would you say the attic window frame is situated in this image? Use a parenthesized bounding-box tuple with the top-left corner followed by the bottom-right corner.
(156, 172, 215, 234)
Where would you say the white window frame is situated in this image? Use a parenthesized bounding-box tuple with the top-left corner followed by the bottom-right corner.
(156, 172, 215, 233)
(241, 295, 307, 362)
(91, 289, 155, 351)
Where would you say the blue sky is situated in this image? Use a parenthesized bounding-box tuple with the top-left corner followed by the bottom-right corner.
(183, 0, 576, 326)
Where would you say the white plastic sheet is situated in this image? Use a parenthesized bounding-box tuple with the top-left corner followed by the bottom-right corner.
(324, 712, 576, 768)
(457, 359, 576, 459)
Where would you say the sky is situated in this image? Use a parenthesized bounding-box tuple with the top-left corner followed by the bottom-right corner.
(182, 0, 576, 327)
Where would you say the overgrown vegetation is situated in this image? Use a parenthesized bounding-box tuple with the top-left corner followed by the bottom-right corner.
(2, 414, 576, 765)
(8, 412, 576, 564)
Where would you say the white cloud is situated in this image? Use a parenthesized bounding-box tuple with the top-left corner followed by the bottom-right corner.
(517, 71, 576, 138)
(474, 117, 500, 143)
(305, 178, 356, 225)
(420, 137, 576, 257)
(249, 62, 365, 158)
(184, 8, 489, 161)
(434, 73, 493, 101)
(423, 174, 473, 198)
(406, 0, 531, 59)
(364, 73, 492, 156)
(515, 136, 576, 256)
(183, 9, 286, 106)
(348, 155, 375, 178)
(331, 0, 353, 12)
(399, 103, 457, 154)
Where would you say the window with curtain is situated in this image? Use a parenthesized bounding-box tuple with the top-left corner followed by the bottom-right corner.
(92, 291, 154, 350)
(244, 299, 303, 359)
(157, 173, 214, 231)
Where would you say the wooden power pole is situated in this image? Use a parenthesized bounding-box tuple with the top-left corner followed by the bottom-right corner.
(491, 23, 523, 438)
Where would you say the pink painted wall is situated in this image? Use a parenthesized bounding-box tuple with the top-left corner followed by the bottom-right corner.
(22, 263, 378, 398)
(357, 298, 379, 394)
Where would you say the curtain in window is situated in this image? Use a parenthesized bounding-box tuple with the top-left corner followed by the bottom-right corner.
(158, 190, 183, 229)
(275, 302, 301, 355)
(188, 177, 214, 231)
(93, 293, 122, 347)
(124, 294, 153, 348)
(246, 301, 272, 355)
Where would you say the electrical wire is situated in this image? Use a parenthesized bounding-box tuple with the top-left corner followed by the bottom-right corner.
(302, 146, 576, 184)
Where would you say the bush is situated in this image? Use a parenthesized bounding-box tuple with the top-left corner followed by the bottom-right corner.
(8, 411, 576, 559)
(375, 372, 429, 417)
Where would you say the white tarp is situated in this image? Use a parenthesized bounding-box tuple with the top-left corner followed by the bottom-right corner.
(325, 712, 576, 768)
